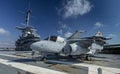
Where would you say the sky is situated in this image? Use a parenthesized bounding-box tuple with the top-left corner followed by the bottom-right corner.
(0, 0, 120, 47)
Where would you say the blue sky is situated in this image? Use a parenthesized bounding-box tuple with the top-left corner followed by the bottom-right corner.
(0, 0, 120, 47)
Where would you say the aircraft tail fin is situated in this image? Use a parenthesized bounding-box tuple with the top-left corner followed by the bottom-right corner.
(67, 30, 85, 39)
(95, 31, 112, 40)
(95, 31, 102, 37)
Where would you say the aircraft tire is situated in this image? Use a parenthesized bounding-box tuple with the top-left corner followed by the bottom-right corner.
(86, 55, 91, 61)
(43, 57, 47, 62)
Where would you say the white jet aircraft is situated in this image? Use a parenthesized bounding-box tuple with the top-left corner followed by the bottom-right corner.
(30, 31, 111, 60)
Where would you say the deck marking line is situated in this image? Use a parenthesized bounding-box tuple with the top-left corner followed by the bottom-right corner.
(0, 54, 28, 58)
(0, 58, 67, 74)
(47, 60, 120, 74)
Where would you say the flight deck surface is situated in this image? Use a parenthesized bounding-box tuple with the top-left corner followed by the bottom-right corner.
(0, 50, 120, 74)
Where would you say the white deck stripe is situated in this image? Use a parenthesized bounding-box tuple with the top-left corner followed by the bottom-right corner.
(0, 58, 67, 74)
(47, 60, 120, 74)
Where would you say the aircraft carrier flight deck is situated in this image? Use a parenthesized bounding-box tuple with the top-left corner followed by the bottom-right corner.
(0, 50, 120, 74)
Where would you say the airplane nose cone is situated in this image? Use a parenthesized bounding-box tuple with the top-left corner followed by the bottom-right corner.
(30, 42, 35, 50)
(30, 42, 40, 50)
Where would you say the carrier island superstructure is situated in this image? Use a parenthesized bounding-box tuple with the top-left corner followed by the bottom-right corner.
(15, 9, 40, 51)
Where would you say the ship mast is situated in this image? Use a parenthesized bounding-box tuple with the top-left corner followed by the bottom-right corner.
(26, 2, 31, 26)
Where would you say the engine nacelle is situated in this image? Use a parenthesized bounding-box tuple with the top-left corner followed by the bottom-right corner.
(62, 44, 72, 55)
(69, 43, 83, 55)
(62, 43, 88, 55)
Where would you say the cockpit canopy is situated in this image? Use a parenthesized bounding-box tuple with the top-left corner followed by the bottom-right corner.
(44, 36, 65, 43)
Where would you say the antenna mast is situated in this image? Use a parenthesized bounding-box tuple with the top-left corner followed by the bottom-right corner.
(26, 1, 31, 26)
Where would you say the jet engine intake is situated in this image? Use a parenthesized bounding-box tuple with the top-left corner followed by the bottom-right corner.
(62, 43, 83, 55)
(62, 45, 72, 55)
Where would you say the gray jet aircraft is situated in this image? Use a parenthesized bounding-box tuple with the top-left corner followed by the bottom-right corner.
(30, 31, 111, 60)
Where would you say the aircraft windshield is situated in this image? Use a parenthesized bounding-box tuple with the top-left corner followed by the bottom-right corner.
(44, 36, 57, 42)
(44, 37, 49, 40)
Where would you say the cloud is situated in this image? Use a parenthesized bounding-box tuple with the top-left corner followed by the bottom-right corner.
(94, 22, 104, 29)
(64, 32, 72, 38)
(59, 0, 92, 18)
(115, 23, 120, 27)
(57, 21, 72, 37)
(0, 42, 15, 48)
(61, 24, 68, 29)
(0, 28, 10, 35)
(0, 40, 15, 48)
(57, 29, 63, 35)
(108, 34, 117, 37)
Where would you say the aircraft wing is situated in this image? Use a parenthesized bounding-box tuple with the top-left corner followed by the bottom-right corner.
(67, 38, 93, 48)
(67, 37, 110, 48)
(67, 30, 85, 39)
(78, 39, 93, 48)
(83, 36, 112, 40)
(67, 30, 112, 48)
